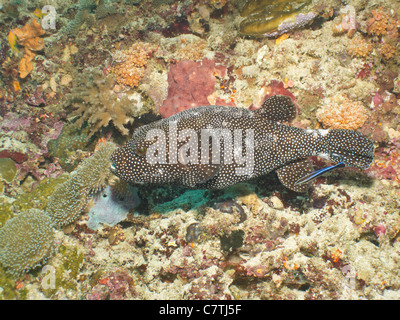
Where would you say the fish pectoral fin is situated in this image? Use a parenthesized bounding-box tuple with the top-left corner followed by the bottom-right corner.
(294, 162, 345, 186)
(276, 159, 314, 192)
(256, 95, 297, 122)
(181, 163, 220, 187)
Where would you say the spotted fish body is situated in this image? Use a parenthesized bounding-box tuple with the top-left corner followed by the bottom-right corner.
(110, 95, 374, 192)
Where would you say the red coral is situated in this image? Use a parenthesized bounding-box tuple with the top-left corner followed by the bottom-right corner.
(158, 59, 226, 118)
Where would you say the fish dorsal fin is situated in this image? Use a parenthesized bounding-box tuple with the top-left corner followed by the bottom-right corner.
(181, 163, 220, 187)
(255, 95, 297, 122)
(276, 159, 314, 192)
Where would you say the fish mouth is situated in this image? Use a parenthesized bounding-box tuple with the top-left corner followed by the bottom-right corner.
(110, 163, 117, 174)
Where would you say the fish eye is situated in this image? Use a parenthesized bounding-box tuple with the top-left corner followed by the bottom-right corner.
(110, 163, 116, 172)
(135, 146, 148, 157)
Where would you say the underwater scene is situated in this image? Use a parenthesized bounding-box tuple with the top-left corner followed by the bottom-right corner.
(0, 0, 399, 300)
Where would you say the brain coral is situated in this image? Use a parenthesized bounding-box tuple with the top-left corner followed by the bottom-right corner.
(0, 209, 55, 275)
(316, 97, 370, 130)
(46, 142, 117, 228)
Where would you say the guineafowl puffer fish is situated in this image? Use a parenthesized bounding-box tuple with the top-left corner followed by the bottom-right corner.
(110, 95, 374, 192)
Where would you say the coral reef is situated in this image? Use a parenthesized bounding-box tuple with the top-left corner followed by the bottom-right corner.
(13, 19, 45, 78)
(46, 142, 116, 228)
(88, 268, 137, 300)
(239, 0, 317, 37)
(347, 36, 372, 58)
(68, 70, 151, 137)
(47, 124, 90, 172)
(59, 0, 118, 35)
(380, 43, 396, 60)
(366, 7, 391, 37)
(0, 209, 55, 276)
(1, 0, 400, 301)
(332, 5, 356, 37)
(110, 42, 156, 88)
(316, 96, 370, 130)
(159, 59, 226, 118)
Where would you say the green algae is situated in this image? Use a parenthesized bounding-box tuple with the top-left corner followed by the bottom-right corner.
(12, 176, 67, 213)
(42, 245, 84, 298)
(239, 0, 312, 36)
(59, 245, 85, 279)
(0, 177, 66, 228)
(0, 266, 18, 299)
(0, 203, 14, 228)
(0, 158, 17, 183)
(47, 124, 90, 172)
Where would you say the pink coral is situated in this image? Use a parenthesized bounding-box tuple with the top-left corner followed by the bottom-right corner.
(158, 59, 226, 118)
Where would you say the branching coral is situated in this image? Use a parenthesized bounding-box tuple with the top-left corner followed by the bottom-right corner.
(46, 142, 116, 228)
(0, 209, 55, 275)
(13, 19, 45, 78)
(316, 97, 370, 130)
(110, 42, 156, 88)
(68, 69, 150, 137)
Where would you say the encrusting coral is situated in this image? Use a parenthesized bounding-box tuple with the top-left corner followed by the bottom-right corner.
(110, 42, 156, 88)
(380, 43, 396, 60)
(46, 142, 117, 228)
(0, 209, 55, 276)
(366, 7, 390, 36)
(347, 36, 372, 58)
(159, 59, 226, 118)
(316, 97, 370, 130)
(13, 19, 45, 78)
